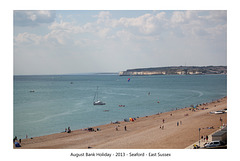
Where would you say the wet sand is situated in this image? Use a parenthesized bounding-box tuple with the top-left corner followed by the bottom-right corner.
(15, 97, 227, 149)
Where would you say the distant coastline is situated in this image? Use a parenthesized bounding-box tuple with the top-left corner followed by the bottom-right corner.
(119, 66, 227, 76)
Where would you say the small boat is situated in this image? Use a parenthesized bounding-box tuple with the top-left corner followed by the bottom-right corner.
(94, 100, 106, 105)
(93, 86, 106, 105)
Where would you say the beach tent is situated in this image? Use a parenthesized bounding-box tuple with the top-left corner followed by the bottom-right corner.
(129, 118, 134, 122)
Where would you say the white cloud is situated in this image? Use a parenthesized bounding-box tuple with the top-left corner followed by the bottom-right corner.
(168, 10, 227, 39)
(95, 11, 112, 24)
(95, 11, 111, 19)
(116, 30, 135, 41)
(48, 21, 82, 33)
(14, 10, 227, 75)
(118, 13, 165, 34)
(97, 27, 110, 38)
(14, 10, 227, 46)
(171, 11, 185, 23)
(45, 30, 69, 45)
(14, 32, 42, 44)
(14, 10, 227, 51)
(14, 10, 56, 27)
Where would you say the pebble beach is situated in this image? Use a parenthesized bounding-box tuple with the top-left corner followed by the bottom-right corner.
(14, 97, 227, 149)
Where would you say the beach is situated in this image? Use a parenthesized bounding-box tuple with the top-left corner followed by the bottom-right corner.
(14, 97, 227, 149)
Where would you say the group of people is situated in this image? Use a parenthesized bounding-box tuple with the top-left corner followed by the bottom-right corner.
(201, 135, 209, 142)
(159, 125, 164, 130)
(159, 119, 183, 129)
(177, 121, 182, 126)
(65, 126, 71, 133)
(159, 119, 165, 129)
(13, 136, 21, 147)
(115, 125, 127, 131)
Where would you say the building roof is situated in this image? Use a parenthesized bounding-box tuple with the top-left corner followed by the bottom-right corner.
(212, 130, 227, 137)
(221, 127, 227, 131)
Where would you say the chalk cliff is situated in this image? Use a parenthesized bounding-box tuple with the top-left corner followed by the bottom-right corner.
(119, 66, 227, 76)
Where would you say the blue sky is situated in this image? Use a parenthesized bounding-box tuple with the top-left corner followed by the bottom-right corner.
(14, 10, 227, 75)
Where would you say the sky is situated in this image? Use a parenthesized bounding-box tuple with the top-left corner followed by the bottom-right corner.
(13, 10, 227, 75)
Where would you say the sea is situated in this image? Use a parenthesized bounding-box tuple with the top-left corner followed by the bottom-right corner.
(13, 74, 227, 139)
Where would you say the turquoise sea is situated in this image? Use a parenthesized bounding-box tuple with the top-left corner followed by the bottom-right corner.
(14, 74, 227, 139)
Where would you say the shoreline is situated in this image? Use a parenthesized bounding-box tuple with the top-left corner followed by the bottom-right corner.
(14, 96, 227, 149)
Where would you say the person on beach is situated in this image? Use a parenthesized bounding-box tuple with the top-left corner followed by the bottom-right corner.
(115, 126, 118, 131)
(124, 126, 127, 131)
(14, 141, 21, 147)
(13, 136, 17, 143)
(163, 119, 165, 123)
(67, 127, 71, 133)
(206, 135, 208, 142)
(220, 117, 223, 126)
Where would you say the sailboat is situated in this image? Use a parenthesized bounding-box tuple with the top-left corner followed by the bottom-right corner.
(93, 86, 106, 105)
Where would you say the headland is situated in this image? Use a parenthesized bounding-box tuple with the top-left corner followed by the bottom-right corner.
(119, 66, 227, 76)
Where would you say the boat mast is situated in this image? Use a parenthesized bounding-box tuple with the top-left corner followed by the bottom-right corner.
(96, 86, 99, 101)
(93, 86, 99, 102)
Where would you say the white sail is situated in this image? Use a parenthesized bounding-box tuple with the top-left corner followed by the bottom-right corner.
(93, 86, 106, 105)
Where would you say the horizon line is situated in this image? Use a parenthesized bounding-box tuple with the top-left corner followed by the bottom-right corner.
(14, 65, 227, 76)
